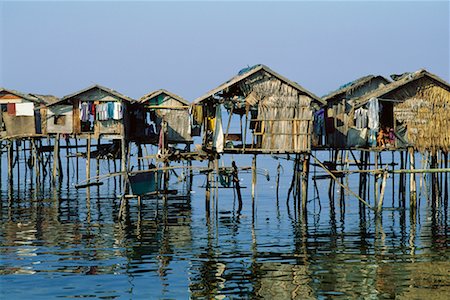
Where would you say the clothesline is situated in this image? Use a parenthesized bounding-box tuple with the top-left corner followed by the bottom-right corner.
(79, 101, 123, 121)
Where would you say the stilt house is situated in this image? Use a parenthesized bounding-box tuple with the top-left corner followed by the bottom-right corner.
(321, 75, 390, 148)
(353, 69, 450, 152)
(48, 84, 134, 140)
(192, 65, 324, 154)
(0, 88, 44, 138)
(133, 89, 193, 145)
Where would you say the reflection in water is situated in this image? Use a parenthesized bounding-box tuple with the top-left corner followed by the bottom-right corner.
(1, 156, 449, 299)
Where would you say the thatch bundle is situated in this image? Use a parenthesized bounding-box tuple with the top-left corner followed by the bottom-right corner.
(239, 75, 313, 152)
(394, 81, 450, 153)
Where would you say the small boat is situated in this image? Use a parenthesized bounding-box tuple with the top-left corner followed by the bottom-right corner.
(128, 170, 162, 196)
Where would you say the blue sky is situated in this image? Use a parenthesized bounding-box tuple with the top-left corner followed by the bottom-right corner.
(1, 1, 448, 100)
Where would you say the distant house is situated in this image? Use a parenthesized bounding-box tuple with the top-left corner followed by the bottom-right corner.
(193, 64, 324, 154)
(353, 69, 450, 152)
(133, 89, 192, 145)
(49, 84, 135, 139)
(321, 75, 390, 148)
(0, 88, 44, 137)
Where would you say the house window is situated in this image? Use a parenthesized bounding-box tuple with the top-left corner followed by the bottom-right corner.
(54, 115, 66, 125)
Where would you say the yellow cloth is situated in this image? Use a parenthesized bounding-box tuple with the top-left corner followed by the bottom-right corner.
(207, 117, 215, 132)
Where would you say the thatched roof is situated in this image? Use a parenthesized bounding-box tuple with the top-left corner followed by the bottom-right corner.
(139, 89, 189, 106)
(354, 69, 450, 108)
(193, 64, 324, 106)
(0, 87, 41, 103)
(322, 75, 390, 102)
(56, 84, 135, 105)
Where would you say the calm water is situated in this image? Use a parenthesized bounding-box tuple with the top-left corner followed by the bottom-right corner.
(0, 150, 449, 299)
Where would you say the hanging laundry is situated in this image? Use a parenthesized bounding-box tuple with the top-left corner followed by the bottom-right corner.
(15, 102, 34, 116)
(7, 103, 16, 116)
(113, 102, 123, 120)
(354, 107, 368, 129)
(213, 105, 224, 153)
(367, 97, 379, 130)
(314, 109, 325, 135)
(157, 125, 164, 155)
(368, 129, 378, 147)
(107, 102, 114, 119)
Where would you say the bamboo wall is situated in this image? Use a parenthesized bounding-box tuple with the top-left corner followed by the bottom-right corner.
(393, 79, 450, 152)
(241, 76, 313, 153)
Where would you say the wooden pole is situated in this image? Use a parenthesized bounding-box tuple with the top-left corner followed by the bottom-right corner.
(7, 141, 13, 187)
(374, 151, 379, 204)
(399, 150, 404, 206)
(276, 162, 281, 204)
(409, 147, 417, 208)
(75, 136, 79, 180)
(65, 136, 70, 185)
(445, 152, 448, 204)
(231, 160, 243, 214)
(377, 170, 388, 213)
(311, 153, 374, 210)
(96, 137, 101, 182)
(86, 134, 91, 184)
(16, 140, 20, 192)
(52, 134, 60, 184)
(205, 158, 212, 216)
(121, 136, 127, 194)
(301, 154, 310, 214)
(0, 141, 2, 190)
(252, 154, 257, 215)
(31, 139, 39, 192)
(137, 143, 142, 171)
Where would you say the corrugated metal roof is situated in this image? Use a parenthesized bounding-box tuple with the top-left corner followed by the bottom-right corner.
(139, 89, 189, 106)
(59, 84, 135, 103)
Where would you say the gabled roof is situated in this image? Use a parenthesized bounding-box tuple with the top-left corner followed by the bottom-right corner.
(193, 64, 324, 106)
(139, 89, 189, 106)
(0, 87, 41, 103)
(322, 75, 390, 102)
(59, 84, 135, 104)
(354, 69, 450, 108)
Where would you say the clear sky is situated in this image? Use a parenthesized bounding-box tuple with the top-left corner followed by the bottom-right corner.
(0, 1, 448, 100)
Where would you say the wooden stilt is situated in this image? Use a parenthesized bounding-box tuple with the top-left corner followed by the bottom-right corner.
(399, 150, 405, 206)
(252, 154, 257, 215)
(137, 143, 142, 171)
(231, 160, 243, 214)
(75, 137, 79, 180)
(188, 144, 193, 192)
(276, 162, 281, 204)
(65, 136, 70, 184)
(16, 140, 20, 192)
(86, 134, 91, 184)
(301, 154, 310, 214)
(445, 152, 448, 204)
(0, 141, 2, 190)
(374, 151, 379, 204)
(52, 134, 60, 184)
(377, 170, 388, 213)
(31, 139, 39, 192)
(205, 158, 212, 216)
(391, 151, 395, 207)
(8, 141, 13, 187)
(409, 147, 417, 208)
(96, 137, 101, 182)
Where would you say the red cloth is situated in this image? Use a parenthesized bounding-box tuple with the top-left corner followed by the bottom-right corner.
(7, 103, 16, 116)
